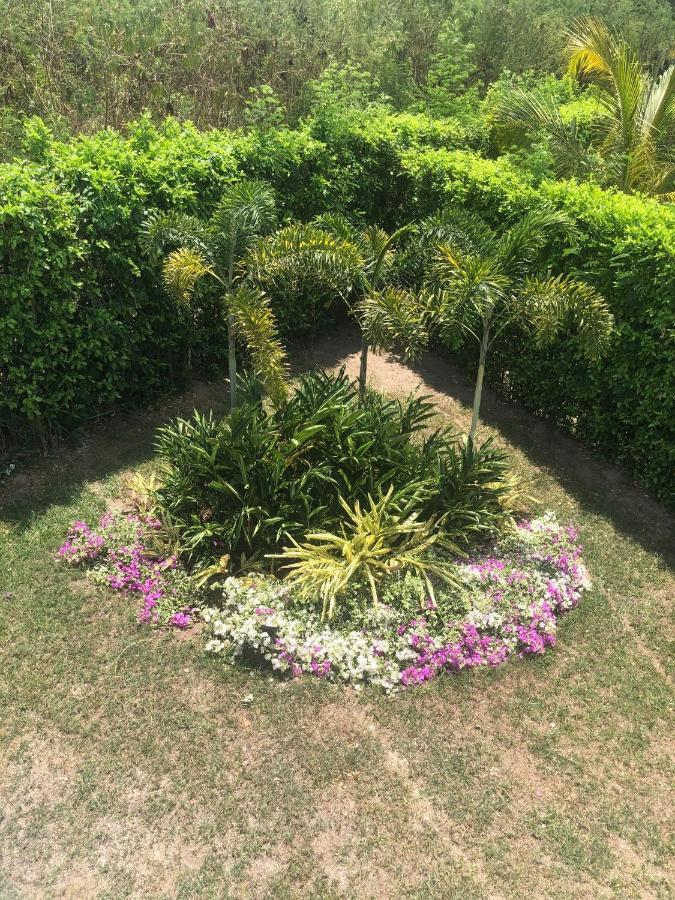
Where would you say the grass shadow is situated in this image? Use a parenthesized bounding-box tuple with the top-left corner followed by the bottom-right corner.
(407, 350, 675, 569)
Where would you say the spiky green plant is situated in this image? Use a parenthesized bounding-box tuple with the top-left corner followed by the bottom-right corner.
(429, 208, 614, 442)
(491, 18, 675, 198)
(153, 369, 522, 572)
(142, 179, 284, 409)
(273, 486, 459, 621)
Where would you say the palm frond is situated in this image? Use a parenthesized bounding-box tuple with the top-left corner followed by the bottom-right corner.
(565, 18, 616, 84)
(491, 85, 597, 180)
(518, 274, 614, 360)
(248, 222, 363, 297)
(141, 210, 213, 264)
(358, 287, 429, 362)
(496, 209, 573, 278)
(431, 246, 510, 341)
(228, 285, 288, 406)
(161, 247, 213, 304)
(312, 212, 361, 243)
(211, 179, 277, 270)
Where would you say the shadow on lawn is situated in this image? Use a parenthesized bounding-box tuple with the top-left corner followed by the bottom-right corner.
(2, 324, 673, 571)
(407, 351, 675, 570)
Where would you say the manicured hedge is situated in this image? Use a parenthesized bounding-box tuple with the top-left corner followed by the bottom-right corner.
(0, 112, 475, 449)
(1, 113, 673, 507)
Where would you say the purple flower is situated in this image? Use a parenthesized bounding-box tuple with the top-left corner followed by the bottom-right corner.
(169, 611, 192, 629)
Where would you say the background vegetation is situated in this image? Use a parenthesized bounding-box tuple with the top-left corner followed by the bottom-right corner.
(2, 111, 673, 505)
(1, 0, 674, 136)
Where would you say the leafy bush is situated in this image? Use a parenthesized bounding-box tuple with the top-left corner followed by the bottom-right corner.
(1, 111, 673, 506)
(0, 110, 476, 451)
(153, 370, 521, 570)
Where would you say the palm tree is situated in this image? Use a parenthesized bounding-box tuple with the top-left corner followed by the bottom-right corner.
(314, 215, 425, 393)
(429, 209, 614, 442)
(492, 19, 675, 199)
(142, 180, 285, 409)
(246, 222, 363, 337)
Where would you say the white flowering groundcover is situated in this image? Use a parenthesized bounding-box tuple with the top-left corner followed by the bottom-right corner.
(59, 512, 590, 692)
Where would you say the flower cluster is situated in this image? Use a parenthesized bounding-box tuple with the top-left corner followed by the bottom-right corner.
(58, 520, 106, 564)
(203, 513, 590, 691)
(58, 512, 194, 628)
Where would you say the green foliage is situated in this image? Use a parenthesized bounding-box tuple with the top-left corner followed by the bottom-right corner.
(402, 146, 675, 505)
(423, 19, 478, 118)
(229, 285, 289, 406)
(0, 108, 673, 506)
(244, 85, 286, 132)
(153, 370, 520, 569)
(142, 178, 283, 407)
(358, 287, 429, 363)
(491, 19, 675, 198)
(1, 0, 672, 133)
(274, 487, 459, 621)
(247, 223, 363, 336)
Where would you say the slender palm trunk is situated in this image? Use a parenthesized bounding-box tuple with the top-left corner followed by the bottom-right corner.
(359, 338, 369, 397)
(226, 256, 236, 412)
(469, 320, 490, 443)
(228, 313, 237, 412)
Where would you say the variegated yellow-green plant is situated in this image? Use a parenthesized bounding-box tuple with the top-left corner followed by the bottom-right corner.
(272, 486, 460, 621)
(142, 179, 287, 410)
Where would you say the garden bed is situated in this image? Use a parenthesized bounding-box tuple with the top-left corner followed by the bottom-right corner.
(59, 509, 590, 692)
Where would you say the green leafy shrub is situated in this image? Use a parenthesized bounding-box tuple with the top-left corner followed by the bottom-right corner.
(153, 370, 520, 570)
(1, 111, 673, 506)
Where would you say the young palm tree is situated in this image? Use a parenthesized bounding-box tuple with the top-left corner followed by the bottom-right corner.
(246, 221, 363, 335)
(492, 19, 675, 199)
(429, 209, 615, 442)
(315, 215, 425, 393)
(142, 180, 285, 409)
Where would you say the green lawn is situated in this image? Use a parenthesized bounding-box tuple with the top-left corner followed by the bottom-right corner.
(1, 334, 673, 899)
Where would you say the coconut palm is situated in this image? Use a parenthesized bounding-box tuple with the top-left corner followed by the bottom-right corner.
(429, 208, 614, 442)
(142, 180, 286, 409)
(492, 19, 675, 199)
(315, 214, 426, 393)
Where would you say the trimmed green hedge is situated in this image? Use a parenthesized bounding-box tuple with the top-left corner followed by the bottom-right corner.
(1, 113, 673, 506)
(0, 113, 475, 446)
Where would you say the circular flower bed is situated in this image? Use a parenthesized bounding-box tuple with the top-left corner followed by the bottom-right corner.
(202, 514, 589, 691)
(59, 511, 590, 691)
